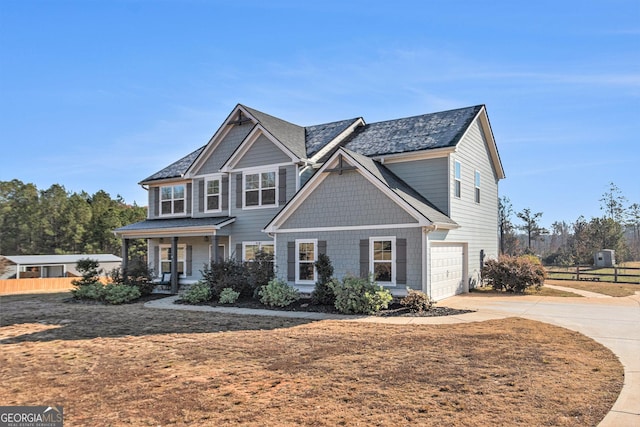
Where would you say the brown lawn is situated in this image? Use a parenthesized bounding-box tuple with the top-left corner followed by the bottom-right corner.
(0, 293, 623, 426)
(545, 279, 640, 297)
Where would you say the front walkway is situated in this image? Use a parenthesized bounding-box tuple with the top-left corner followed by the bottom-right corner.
(145, 290, 640, 427)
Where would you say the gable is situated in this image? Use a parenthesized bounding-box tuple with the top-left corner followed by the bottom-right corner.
(232, 132, 296, 169)
(192, 123, 253, 175)
(278, 169, 418, 229)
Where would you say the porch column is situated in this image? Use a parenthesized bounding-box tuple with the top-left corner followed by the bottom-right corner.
(211, 235, 219, 262)
(121, 238, 130, 279)
(171, 236, 179, 294)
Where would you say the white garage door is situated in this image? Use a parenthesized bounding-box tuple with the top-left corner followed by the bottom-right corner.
(430, 244, 465, 301)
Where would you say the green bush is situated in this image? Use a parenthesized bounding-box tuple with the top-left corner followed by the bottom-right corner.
(329, 275, 393, 315)
(218, 287, 240, 304)
(103, 284, 141, 304)
(311, 253, 335, 305)
(482, 255, 546, 293)
(72, 258, 102, 288)
(258, 278, 300, 307)
(400, 288, 434, 313)
(246, 250, 275, 297)
(181, 281, 212, 304)
(107, 257, 155, 296)
(71, 282, 105, 301)
(201, 258, 250, 299)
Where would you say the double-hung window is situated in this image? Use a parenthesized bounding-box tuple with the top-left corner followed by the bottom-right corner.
(244, 170, 276, 208)
(160, 244, 186, 276)
(205, 177, 221, 212)
(475, 170, 481, 203)
(160, 184, 186, 215)
(370, 237, 395, 284)
(296, 239, 317, 283)
(454, 161, 461, 199)
(243, 241, 274, 261)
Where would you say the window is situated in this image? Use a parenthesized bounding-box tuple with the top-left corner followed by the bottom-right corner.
(475, 170, 481, 203)
(243, 241, 274, 261)
(160, 184, 186, 215)
(160, 244, 186, 276)
(370, 237, 395, 284)
(205, 178, 221, 212)
(296, 239, 317, 283)
(208, 244, 226, 262)
(244, 170, 276, 208)
(454, 161, 461, 198)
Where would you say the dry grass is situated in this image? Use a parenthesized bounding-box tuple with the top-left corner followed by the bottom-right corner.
(545, 279, 640, 297)
(0, 292, 623, 426)
(471, 285, 583, 297)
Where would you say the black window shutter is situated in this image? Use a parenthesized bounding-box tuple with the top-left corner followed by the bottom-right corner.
(221, 176, 229, 210)
(198, 179, 204, 213)
(396, 238, 407, 284)
(318, 240, 327, 255)
(287, 241, 295, 281)
(187, 183, 193, 214)
(235, 243, 243, 261)
(360, 239, 369, 279)
(153, 187, 159, 217)
(236, 174, 243, 208)
(186, 245, 193, 276)
(278, 167, 287, 204)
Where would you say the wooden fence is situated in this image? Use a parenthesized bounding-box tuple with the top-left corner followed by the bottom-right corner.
(545, 265, 640, 284)
(0, 277, 107, 295)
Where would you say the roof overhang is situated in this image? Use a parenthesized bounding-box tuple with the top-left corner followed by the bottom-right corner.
(458, 105, 505, 180)
(114, 217, 236, 239)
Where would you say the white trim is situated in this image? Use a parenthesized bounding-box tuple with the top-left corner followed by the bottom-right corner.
(242, 241, 275, 262)
(159, 183, 188, 217)
(295, 238, 317, 285)
(457, 106, 505, 180)
(230, 162, 293, 173)
(374, 146, 455, 164)
(159, 243, 187, 278)
(369, 236, 396, 286)
(474, 169, 481, 204)
(242, 167, 278, 209)
(115, 218, 236, 239)
(209, 243, 226, 262)
(204, 175, 223, 214)
(454, 160, 461, 199)
(267, 223, 421, 234)
(308, 118, 365, 163)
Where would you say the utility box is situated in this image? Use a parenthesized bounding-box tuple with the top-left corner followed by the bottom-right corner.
(594, 249, 615, 268)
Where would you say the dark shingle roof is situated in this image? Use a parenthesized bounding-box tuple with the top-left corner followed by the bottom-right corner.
(342, 148, 457, 227)
(304, 118, 361, 158)
(343, 105, 482, 157)
(241, 105, 307, 159)
(140, 146, 205, 184)
(114, 216, 234, 233)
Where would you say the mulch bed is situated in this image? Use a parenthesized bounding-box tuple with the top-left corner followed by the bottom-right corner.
(175, 296, 475, 317)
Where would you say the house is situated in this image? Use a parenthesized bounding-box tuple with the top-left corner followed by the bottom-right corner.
(0, 254, 122, 279)
(114, 104, 504, 300)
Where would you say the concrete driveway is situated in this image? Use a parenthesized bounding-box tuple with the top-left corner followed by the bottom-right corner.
(440, 292, 640, 427)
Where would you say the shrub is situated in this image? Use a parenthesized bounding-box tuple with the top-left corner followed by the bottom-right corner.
(107, 257, 155, 296)
(482, 255, 546, 293)
(72, 258, 102, 288)
(218, 287, 240, 304)
(246, 250, 275, 297)
(311, 253, 335, 305)
(71, 282, 105, 301)
(181, 280, 212, 304)
(400, 288, 434, 313)
(103, 284, 141, 304)
(201, 258, 250, 299)
(258, 278, 300, 307)
(329, 275, 393, 315)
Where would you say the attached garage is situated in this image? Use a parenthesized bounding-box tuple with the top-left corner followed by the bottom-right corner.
(429, 243, 466, 301)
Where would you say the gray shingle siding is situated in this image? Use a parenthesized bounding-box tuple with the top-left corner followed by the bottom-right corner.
(275, 229, 422, 291)
(234, 134, 292, 169)
(195, 124, 253, 175)
(279, 169, 417, 229)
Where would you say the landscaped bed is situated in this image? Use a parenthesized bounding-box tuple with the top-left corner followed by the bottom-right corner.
(0, 292, 623, 426)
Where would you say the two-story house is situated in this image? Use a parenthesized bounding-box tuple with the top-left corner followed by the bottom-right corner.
(114, 103, 504, 300)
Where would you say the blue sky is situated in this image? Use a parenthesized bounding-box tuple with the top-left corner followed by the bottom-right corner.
(1, 0, 638, 228)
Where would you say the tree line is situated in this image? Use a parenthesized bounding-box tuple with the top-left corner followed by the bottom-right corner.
(500, 183, 640, 264)
(0, 180, 146, 257)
